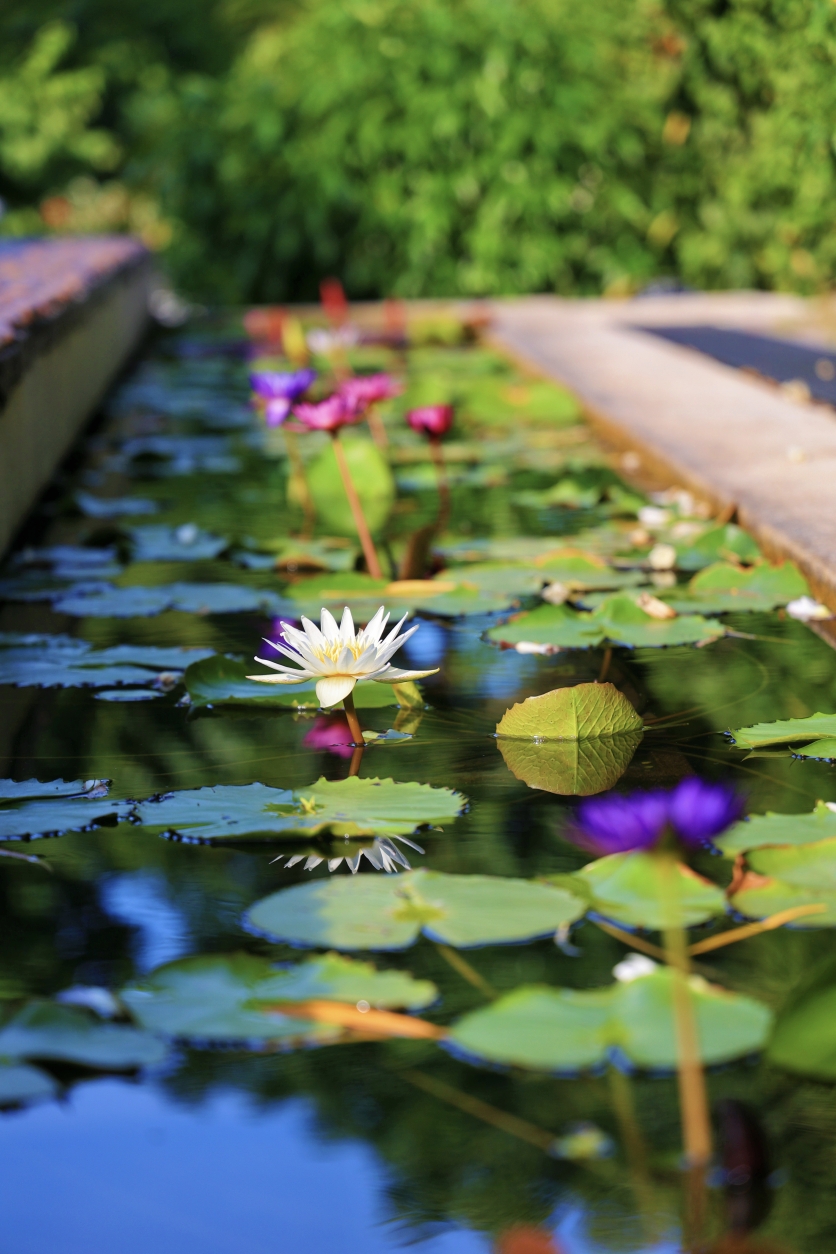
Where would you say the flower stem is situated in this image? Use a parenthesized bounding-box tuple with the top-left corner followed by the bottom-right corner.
(428, 436, 451, 534)
(284, 427, 316, 538)
(342, 689, 364, 745)
(366, 402, 389, 450)
(330, 432, 384, 579)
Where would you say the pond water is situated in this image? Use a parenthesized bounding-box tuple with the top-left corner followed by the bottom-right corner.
(2, 314, 836, 1254)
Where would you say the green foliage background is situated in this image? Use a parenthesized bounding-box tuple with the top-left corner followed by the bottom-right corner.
(2, 0, 836, 302)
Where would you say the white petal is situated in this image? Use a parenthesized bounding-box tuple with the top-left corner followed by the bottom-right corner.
(299, 616, 327, 651)
(252, 655, 312, 676)
(260, 641, 308, 667)
(316, 674, 357, 707)
(320, 608, 341, 642)
(339, 606, 355, 643)
(335, 644, 359, 672)
(359, 606, 387, 647)
(371, 666, 438, 682)
(246, 673, 308, 685)
(380, 611, 410, 649)
(375, 621, 420, 665)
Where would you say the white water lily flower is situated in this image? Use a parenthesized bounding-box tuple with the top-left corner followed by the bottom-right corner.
(786, 596, 833, 622)
(247, 606, 438, 707)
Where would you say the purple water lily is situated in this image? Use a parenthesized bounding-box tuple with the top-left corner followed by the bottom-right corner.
(250, 369, 317, 427)
(570, 778, 744, 856)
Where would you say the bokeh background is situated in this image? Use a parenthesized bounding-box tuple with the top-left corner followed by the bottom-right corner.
(1, 0, 833, 304)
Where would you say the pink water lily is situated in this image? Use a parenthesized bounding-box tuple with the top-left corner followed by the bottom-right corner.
(339, 373, 403, 408)
(406, 405, 454, 438)
(293, 394, 360, 432)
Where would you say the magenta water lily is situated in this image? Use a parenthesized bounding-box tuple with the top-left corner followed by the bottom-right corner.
(293, 394, 361, 432)
(570, 778, 744, 856)
(406, 405, 454, 439)
(250, 369, 316, 427)
(339, 373, 402, 407)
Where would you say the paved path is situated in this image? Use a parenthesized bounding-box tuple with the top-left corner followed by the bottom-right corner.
(490, 294, 836, 608)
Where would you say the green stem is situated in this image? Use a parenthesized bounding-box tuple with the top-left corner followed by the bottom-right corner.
(331, 432, 383, 579)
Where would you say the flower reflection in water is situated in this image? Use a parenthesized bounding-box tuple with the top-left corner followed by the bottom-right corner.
(302, 713, 355, 760)
(271, 833, 423, 874)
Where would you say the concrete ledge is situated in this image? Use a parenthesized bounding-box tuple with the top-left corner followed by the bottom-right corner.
(0, 237, 152, 556)
(490, 294, 836, 611)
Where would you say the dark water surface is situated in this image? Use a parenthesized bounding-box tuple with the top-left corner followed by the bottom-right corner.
(2, 321, 836, 1253)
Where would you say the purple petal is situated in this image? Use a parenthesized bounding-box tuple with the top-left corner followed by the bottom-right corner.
(667, 778, 745, 847)
(571, 790, 670, 855)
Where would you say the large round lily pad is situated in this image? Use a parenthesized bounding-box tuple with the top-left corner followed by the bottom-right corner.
(133, 777, 465, 842)
(446, 969, 771, 1073)
(717, 802, 836, 855)
(497, 733, 642, 796)
(664, 561, 808, 615)
(0, 1001, 166, 1068)
(567, 853, 727, 929)
(496, 682, 642, 740)
(245, 868, 586, 951)
(121, 952, 436, 1045)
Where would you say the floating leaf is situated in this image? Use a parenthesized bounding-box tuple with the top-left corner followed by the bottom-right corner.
(568, 853, 727, 929)
(134, 777, 464, 843)
(0, 1061, 58, 1106)
(95, 689, 164, 702)
(121, 952, 436, 1046)
(664, 562, 808, 614)
(728, 712, 836, 751)
(307, 435, 395, 537)
(674, 524, 761, 572)
(53, 582, 283, 618)
(768, 985, 836, 1078)
(729, 841, 836, 927)
(497, 733, 642, 796)
(496, 682, 642, 740)
(446, 970, 771, 1073)
(128, 525, 228, 562)
(0, 778, 106, 801)
(75, 491, 159, 519)
(793, 739, 836, 759)
(0, 635, 213, 689)
(486, 604, 605, 650)
(717, 802, 836, 854)
(0, 1001, 166, 1068)
(592, 595, 725, 648)
(246, 868, 585, 951)
(534, 551, 646, 591)
(184, 655, 411, 709)
(0, 792, 131, 842)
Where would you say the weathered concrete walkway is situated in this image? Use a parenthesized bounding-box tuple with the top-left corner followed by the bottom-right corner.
(490, 294, 836, 609)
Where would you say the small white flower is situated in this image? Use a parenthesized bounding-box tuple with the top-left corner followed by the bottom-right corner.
(648, 543, 677, 571)
(786, 596, 833, 622)
(247, 605, 438, 708)
(612, 953, 658, 982)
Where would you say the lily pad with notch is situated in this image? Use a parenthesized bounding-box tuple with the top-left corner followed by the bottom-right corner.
(245, 868, 586, 951)
(717, 802, 836, 854)
(729, 840, 836, 927)
(445, 968, 771, 1073)
(133, 777, 464, 843)
(674, 524, 761, 572)
(120, 952, 437, 1045)
(662, 561, 808, 615)
(562, 853, 727, 929)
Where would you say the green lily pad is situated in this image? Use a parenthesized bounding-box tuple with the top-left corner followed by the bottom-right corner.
(184, 655, 414, 709)
(674, 524, 762, 572)
(793, 739, 836, 759)
(0, 778, 106, 801)
(486, 603, 605, 650)
(728, 712, 836, 751)
(0, 1001, 166, 1068)
(567, 853, 727, 929)
(768, 984, 836, 1079)
(717, 802, 836, 854)
(534, 551, 646, 591)
(496, 682, 642, 740)
(0, 635, 213, 689)
(446, 969, 771, 1073)
(134, 777, 465, 843)
(0, 792, 132, 841)
(592, 595, 725, 648)
(53, 582, 284, 618)
(121, 952, 436, 1045)
(664, 561, 808, 614)
(306, 434, 395, 537)
(729, 840, 836, 927)
(497, 732, 642, 796)
(0, 1061, 59, 1106)
(128, 525, 228, 562)
(246, 868, 586, 951)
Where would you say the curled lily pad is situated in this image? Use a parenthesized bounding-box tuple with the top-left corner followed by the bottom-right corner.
(0, 1061, 59, 1107)
(728, 713, 836, 751)
(729, 841, 836, 927)
(496, 683, 642, 740)
(717, 802, 836, 854)
(446, 969, 771, 1073)
(184, 655, 418, 709)
(245, 868, 586, 951)
(121, 952, 436, 1046)
(565, 853, 727, 929)
(0, 1001, 166, 1068)
(498, 733, 642, 796)
(664, 561, 808, 614)
(134, 777, 464, 843)
(128, 525, 228, 562)
(767, 984, 836, 1079)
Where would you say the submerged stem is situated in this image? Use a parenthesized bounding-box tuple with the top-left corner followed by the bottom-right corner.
(428, 436, 451, 535)
(434, 943, 496, 998)
(330, 432, 384, 579)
